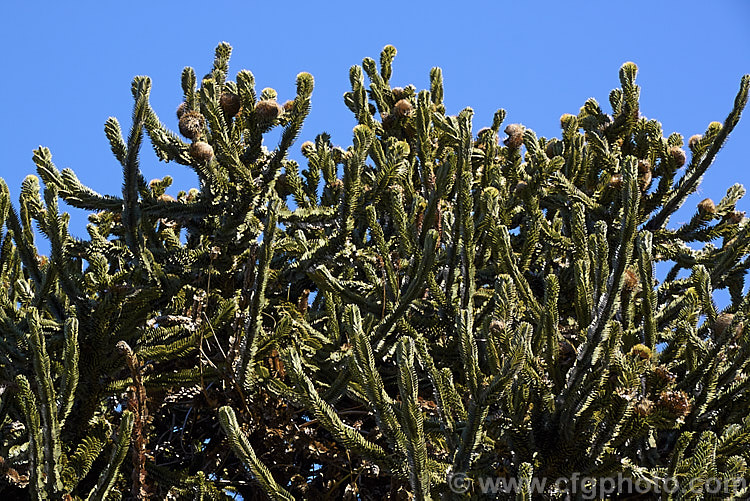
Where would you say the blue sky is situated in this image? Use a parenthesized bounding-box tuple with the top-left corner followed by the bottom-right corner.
(1, 1, 749, 270)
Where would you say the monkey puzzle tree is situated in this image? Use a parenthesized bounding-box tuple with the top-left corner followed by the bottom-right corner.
(0, 43, 749, 500)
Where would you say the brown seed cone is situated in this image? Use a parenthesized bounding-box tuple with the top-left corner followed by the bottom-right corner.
(634, 398, 655, 417)
(176, 102, 188, 120)
(658, 390, 692, 418)
(189, 141, 214, 163)
(297, 289, 311, 315)
(697, 198, 716, 216)
(157, 193, 176, 203)
(639, 170, 652, 191)
(623, 269, 639, 291)
(732, 322, 745, 342)
(504, 123, 525, 149)
(669, 146, 687, 167)
(714, 313, 734, 336)
(654, 366, 676, 383)
(688, 134, 702, 151)
(394, 99, 413, 117)
(489, 319, 506, 333)
(726, 210, 745, 224)
(609, 174, 623, 189)
(178, 111, 205, 140)
(300, 141, 315, 156)
(254, 99, 284, 123)
(329, 178, 344, 191)
(638, 159, 651, 174)
(392, 87, 406, 100)
(220, 92, 241, 118)
(283, 100, 295, 113)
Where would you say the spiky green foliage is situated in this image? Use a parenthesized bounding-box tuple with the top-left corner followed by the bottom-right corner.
(1, 43, 749, 500)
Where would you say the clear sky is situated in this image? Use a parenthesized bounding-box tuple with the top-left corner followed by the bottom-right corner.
(1, 1, 749, 266)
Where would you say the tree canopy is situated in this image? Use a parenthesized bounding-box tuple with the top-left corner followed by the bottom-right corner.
(1, 43, 750, 500)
